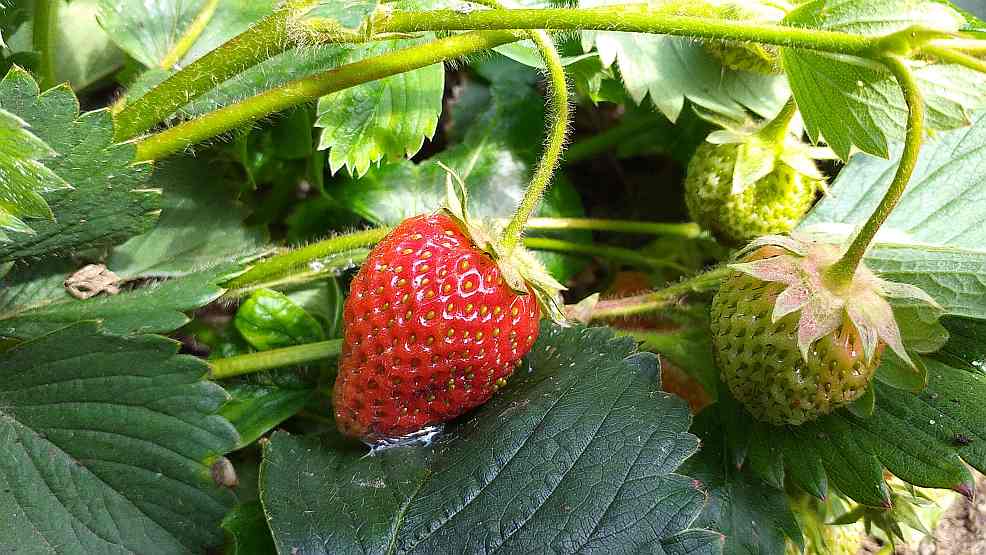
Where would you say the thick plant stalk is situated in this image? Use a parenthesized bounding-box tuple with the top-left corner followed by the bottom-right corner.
(132, 30, 522, 161)
(589, 266, 731, 320)
(209, 339, 343, 379)
(824, 56, 924, 287)
(32, 0, 58, 90)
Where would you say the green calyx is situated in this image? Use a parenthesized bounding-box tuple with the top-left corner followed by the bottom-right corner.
(439, 166, 569, 326)
(685, 108, 830, 245)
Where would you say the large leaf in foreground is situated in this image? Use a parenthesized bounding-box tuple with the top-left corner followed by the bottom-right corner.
(0, 322, 237, 554)
(261, 324, 721, 554)
(0, 66, 159, 262)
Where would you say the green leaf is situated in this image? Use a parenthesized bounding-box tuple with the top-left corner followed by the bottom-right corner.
(578, 0, 788, 122)
(260, 324, 717, 553)
(626, 325, 720, 402)
(0, 107, 70, 240)
(0, 260, 240, 341)
(222, 500, 277, 555)
(285, 279, 345, 339)
(781, 0, 977, 159)
(0, 321, 237, 553)
(720, 355, 982, 507)
(802, 111, 986, 321)
(934, 316, 986, 373)
(108, 156, 268, 278)
(235, 288, 324, 351)
(219, 384, 312, 450)
(315, 38, 444, 176)
(96, 0, 278, 68)
(682, 409, 800, 554)
(333, 78, 590, 281)
(0, 66, 159, 262)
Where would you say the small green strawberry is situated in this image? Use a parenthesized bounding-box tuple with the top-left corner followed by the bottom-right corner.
(701, 0, 788, 74)
(685, 108, 829, 245)
(710, 233, 940, 425)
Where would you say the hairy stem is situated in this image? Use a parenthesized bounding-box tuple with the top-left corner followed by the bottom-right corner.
(589, 266, 731, 320)
(522, 237, 690, 272)
(922, 44, 986, 75)
(498, 24, 570, 252)
(159, 0, 220, 69)
(373, 7, 877, 54)
(525, 217, 701, 238)
(209, 339, 343, 379)
(825, 56, 924, 287)
(133, 30, 522, 161)
(224, 227, 390, 290)
(113, 9, 294, 140)
(31, 0, 58, 90)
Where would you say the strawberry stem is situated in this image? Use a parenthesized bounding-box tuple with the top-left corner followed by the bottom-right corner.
(499, 18, 570, 254)
(523, 237, 691, 272)
(209, 339, 343, 379)
(825, 56, 924, 288)
(31, 0, 58, 90)
(589, 266, 731, 320)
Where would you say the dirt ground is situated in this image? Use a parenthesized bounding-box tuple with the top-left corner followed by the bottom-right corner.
(860, 475, 986, 554)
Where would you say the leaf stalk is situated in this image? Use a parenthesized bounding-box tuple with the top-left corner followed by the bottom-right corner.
(209, 339, 343, 379)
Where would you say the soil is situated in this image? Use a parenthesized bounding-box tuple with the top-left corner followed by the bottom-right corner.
(860, 474, 986, 555)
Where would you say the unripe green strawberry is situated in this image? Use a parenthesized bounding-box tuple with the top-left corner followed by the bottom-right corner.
(711, 263, 880, 425)
(710, 235, 939, 425)
(701, 0, 785, 74)
(685, 140, 822, 245)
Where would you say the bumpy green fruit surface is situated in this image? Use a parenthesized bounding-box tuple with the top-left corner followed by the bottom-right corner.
(685, 141, 819, 245)
(710, 261, 880, 426)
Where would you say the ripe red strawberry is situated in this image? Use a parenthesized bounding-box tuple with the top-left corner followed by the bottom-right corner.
(333, 214, 544, 441)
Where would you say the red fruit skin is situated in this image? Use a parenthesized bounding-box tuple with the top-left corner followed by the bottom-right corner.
(333, 214, 541, 441)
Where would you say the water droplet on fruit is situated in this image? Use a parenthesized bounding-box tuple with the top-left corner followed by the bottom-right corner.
(364, 425, 443, 455)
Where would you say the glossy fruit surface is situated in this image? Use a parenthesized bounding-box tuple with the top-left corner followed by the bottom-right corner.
(333, 214, 541, 441)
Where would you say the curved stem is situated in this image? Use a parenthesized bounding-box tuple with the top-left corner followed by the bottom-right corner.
(825, 56, 924, 287)
(113, 9, 294, 140)
(224, 248, 371, 299)
(31, 0, 58, 90)
(589, 266, 731, 320)
(497, 18, 570, 252)
(209, 339, 343, 379)
(224, 227, 390, 290)
(522, 237, 690, 272)
(133, 30, 522, 161)
(921, 44, 986, 75)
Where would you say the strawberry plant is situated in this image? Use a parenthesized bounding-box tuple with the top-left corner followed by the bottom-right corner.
(2, 0, 986, 553)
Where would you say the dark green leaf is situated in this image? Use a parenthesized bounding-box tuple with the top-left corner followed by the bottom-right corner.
(220, 384, 312, 450)
(683, 409, 800, 554)
(222, 500, 277, 555)
(0, 321, 237, 553)
(0, 261, 239, 341)
(235, 288, 324, 351)
(934, 316, 986, 373)
(108, 157, 268, 278)
(0, 66, 159, 262)
(0, 107, 70, 240)
(261, 324, 713, 553)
